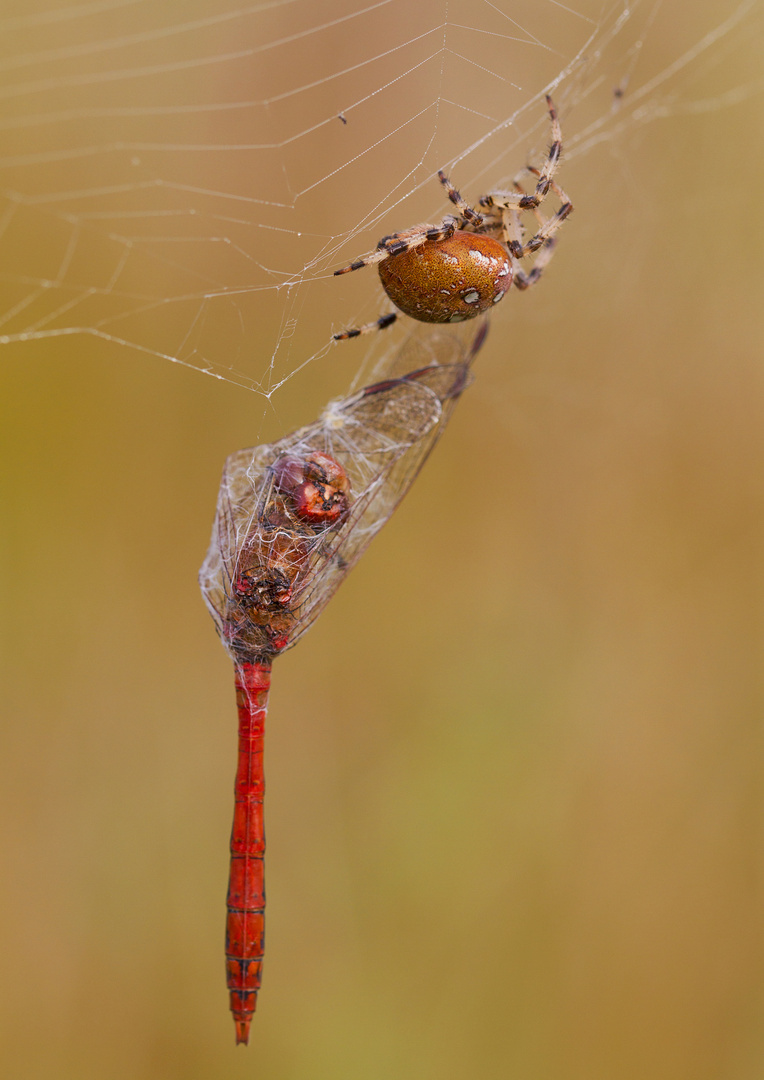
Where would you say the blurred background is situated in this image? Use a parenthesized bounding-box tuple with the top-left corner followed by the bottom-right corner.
(0, 1, 762, 1077)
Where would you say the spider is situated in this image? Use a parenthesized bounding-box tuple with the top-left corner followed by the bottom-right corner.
(333, 96, 572, 340)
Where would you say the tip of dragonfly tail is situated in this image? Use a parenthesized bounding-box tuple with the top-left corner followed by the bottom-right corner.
(234, 1018, 251, 1045)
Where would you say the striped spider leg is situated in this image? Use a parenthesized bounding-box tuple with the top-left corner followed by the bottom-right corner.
(482, 166, 574, 291)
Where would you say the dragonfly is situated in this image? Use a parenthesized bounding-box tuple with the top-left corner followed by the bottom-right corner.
(200, 321, 488, 1043)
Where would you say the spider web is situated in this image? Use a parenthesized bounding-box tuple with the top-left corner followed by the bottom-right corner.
(0, 0, 758, 402)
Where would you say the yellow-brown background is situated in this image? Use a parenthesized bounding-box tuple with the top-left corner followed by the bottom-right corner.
(0, 2, 762, 1077)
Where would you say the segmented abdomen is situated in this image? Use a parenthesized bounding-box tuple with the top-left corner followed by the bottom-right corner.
(227, 661, 271, 1045)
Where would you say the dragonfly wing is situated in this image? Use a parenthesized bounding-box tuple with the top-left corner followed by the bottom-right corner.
(201, 319, 489, 657)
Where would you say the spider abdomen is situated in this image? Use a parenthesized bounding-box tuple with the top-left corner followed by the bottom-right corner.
(378, 231, 512, 324)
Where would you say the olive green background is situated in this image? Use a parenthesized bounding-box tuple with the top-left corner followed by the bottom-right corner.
(0, 2, 762, 1078)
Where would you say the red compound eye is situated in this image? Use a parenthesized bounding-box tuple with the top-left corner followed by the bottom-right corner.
(272, 451, 350, 525)
(377, 232, 512, 324)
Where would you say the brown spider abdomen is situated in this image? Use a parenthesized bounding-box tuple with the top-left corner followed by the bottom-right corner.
(378, 231, 512, 324)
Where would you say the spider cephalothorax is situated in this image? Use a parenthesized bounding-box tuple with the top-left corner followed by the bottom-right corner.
(333, 96, 572, 340)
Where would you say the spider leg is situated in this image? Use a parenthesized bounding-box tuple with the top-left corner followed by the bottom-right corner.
(504, 167, 572, 259)
(512, 235, 559, 290)
(501, 187, 563, 292)
(506, 199, 572, 259)
(524, 95, 562, 206)
(479, 95, 565, 217)
(333, 312, 397, 341)
(437, 171, 483, 226)
(334, 217, 460, 276)
(520, 167, 573, 216)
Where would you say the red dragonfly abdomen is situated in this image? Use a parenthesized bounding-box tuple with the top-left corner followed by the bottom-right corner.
(226, 660, 271, 1045)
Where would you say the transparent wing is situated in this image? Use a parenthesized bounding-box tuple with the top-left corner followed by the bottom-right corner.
(200, 321, 488, 659)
